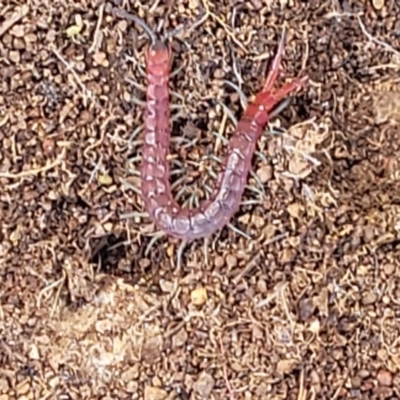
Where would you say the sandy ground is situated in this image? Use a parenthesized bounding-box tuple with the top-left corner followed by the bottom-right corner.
(1, 0, 400, 399)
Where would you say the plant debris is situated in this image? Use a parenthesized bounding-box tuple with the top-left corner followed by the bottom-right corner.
(1, 0, 400, 399)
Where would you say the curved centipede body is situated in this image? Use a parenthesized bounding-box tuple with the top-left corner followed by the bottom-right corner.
(139, 31, 308, 241)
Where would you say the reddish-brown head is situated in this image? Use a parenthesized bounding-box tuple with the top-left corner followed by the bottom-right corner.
(145, 40, 173, 76)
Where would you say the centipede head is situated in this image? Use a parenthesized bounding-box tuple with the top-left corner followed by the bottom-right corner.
(144, 39, 173, 74)
(112, 8, 173, 68)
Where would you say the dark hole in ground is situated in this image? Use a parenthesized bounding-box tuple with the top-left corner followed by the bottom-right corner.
(88, 233, 128, 274)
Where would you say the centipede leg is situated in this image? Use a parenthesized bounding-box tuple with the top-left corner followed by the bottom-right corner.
(125, 77, 147, 92)
(138, 64, 147, 77)
(203, 238, 209, 267)
(170, 62, 186, 78)
(144, 232, 165, 257)
(227, 223, 252, 240)
(269, 97, 292, 119)
(176, 240, 188, 269)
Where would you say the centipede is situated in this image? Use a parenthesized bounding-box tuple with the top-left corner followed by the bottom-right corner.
(114, 8, 308, 241)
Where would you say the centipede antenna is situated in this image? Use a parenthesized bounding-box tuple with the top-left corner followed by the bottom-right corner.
(162, 25, 180, 42)
(176, 240, 188, 269)
(113, 7, 158, 46)
(162, 9, 207, 42)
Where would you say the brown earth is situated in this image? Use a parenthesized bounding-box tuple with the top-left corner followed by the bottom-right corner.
(1, 0, 400, 399)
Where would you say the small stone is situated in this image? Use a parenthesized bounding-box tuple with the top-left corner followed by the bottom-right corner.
(193, 371, 215, 397)
(191, 287, 207, 306)
(383, 263, 395, 276)
(287, 203, 303, 219)
(277, 359, 296, 374)
(372, 0, 385, 10)
(93, 51, 109, 67)
(166, 244, 174, 258)
(358, 369, 370, 379)
(98, 173, 113, 185)
(159, 279, 174, 293)
(298, 297, 315, 321)
(9, 50, 20, 64)
(0, 378, 10, 392)
(48, 376, 60, 388)
(188, 0, 199, 10)
(42, 138, 55, 154)
(351, 376, 362, 388)
(139, 258, 151, 269)
(152, 376, 162, 387)
(361, 292, 377, 305)
(226, 254, 237, 268)
(121, 365, 139, 382)
(126, 381, 138, 393)
(214, 256, 225, 268)
(172, 328, 188, 348)
(25, 33, 37, 43)
(279, 248, 296, 263)
(256, 279, 267, 293)
(252, 324, 264, 340)
(377, 348, 388, 361)
(310, 370, 320, 384)
(256, 165, 272, 183)
(331, 348, 343, 361)
(103, 222, 113, 232)
(142, 336, 162, 363)
(13, 38, 25, 50)
(144, 386, 168, 400)
(250, 0, 263, 9)
(213, 68, 224, 78)
(28, 343, 39, 360)
(377, 369, 392, 386)
(251, 215, 265, 228)
(10, 24, 25, 37)
(308, 318, 320, 334)
(16, 381, 30, 395)
(46, 29, 57, 42)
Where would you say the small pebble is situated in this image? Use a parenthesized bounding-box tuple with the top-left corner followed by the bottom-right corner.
(193, 371, 215, 397)
(372, 0, 384, 10)
(383, 263, 395, 275)
(226, 254, 238, 268)
(256, 165, 273, 183)
(361, 292, 377, 305)
(214, 256, 225, 268)
(144, 386, 168, 400)
(377, 369, 393, 386)
(191, 287, 207, 306)
(298, 298, 315, 321)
